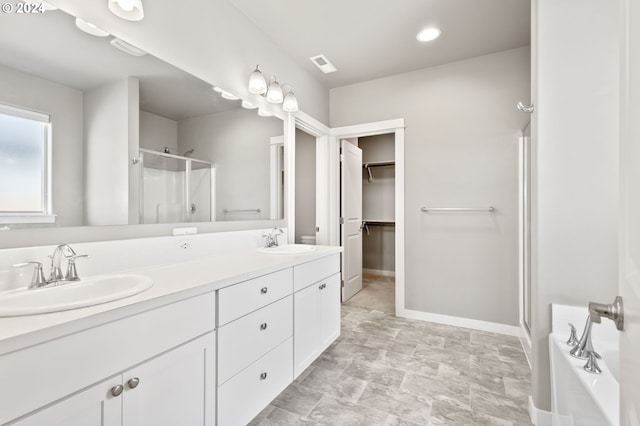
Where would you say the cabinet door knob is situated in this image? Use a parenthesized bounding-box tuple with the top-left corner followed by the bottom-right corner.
(111, 384, 124, 397)
(260, 287, 268, 294)
(127, 377, 140, 389)
(260, 322, 268, 331)
(260, 372, 268, 380)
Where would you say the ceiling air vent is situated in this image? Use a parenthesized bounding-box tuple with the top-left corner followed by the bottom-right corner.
(310, 54, 337, 74)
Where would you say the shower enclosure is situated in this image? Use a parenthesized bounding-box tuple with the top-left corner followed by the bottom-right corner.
(138, 148, 214, 224)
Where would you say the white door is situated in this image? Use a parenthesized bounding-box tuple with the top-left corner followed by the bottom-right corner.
(340, 140, 363, 301)
(122, 333, 215, 426)
(620, 1, 640, 422)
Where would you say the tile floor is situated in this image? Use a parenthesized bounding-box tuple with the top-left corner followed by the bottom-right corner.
(344, 273, 396, 314)
(250, 302, 533, 425)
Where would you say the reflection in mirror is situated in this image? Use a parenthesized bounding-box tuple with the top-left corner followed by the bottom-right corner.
(0, 9, 284, 229)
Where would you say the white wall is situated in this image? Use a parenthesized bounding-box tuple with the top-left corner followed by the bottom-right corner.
(530, 0, 619, 410)
(331, 47, 530, 326)
(140, 111, 177, 153)
(0, 64, 83, 227)
(84, 78, 138, 226)
(294, 128, 316, 243)
(178, 108, 282, 221)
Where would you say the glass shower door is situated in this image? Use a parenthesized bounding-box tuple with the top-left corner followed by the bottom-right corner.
(139, 151, 187, 224)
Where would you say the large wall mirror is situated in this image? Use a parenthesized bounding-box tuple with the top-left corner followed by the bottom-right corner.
(0, 9, 285, 230)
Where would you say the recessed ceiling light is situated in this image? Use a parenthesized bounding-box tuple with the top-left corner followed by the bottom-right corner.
(75, 18, 110, 37)
(110, 38, 147, 56)
(220, 90, 239, 101)
(241, 100, 257, 109)
(416, 28, 441, 42)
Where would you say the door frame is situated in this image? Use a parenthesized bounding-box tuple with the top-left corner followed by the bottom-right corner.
(330, 119, 405, 314)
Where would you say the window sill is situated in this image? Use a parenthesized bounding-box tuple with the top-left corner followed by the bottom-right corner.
(0, 215, 57, 224)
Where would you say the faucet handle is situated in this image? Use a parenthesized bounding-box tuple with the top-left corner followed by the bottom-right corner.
(65, 254, 89, 281)
(583, 351, 602, 374)
(566, 323, 579, 346)
(13, 262, 48, 289)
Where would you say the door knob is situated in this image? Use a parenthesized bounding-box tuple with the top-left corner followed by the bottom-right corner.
(111, 384, 124, 397)
(127, 377, 140, 389)
(588, 296, 623, 331)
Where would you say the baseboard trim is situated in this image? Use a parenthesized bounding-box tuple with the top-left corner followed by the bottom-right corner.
(363, 268, 395, 277)
(529, 397, 553, 426)
(520, 324, 533, 370)
(396, 308, 521, 336)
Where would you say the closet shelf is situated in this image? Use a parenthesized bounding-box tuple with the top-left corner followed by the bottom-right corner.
(363, 160, 395, 182)
(362, 219, 395, 225)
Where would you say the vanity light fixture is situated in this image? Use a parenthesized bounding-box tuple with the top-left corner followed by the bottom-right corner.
(248, 65, 268, 95)
(108, 0, 144, 21)
(75, 18, 110, 37)
(247, 65, 299, 112)
(416, 27, 442, 42)
(257, 109, 272, 117)
(282, 85, 299, 113)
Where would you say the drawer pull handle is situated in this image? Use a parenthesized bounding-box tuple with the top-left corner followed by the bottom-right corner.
(111, 385, 124, 397)
(319, 283, 326, 290)
(261, 287, 268, 294)
(260, 322, 268, 330)
(127, 377, 140, 389)
(260, 372, 268, 380)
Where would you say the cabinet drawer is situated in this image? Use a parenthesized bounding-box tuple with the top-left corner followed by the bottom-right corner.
(217, 338, 293, 426)
(293, 254, 340, 292)
(218, 295, 293, 385)
(218, 268, 292, 326)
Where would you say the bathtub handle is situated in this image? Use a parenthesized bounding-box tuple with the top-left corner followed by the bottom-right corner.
(566, 323, 579, 347)
(583, 351, 602, 374)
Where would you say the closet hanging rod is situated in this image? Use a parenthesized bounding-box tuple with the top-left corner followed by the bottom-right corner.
(362, 161, 395, 168)
(363, 161, 395, 182)
(362, 220, 395, 225)
(420, 206, 495, 212)
(223, 208, 261, 213)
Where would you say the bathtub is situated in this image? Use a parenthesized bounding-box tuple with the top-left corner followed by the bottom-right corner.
(549, 304, 619, 426)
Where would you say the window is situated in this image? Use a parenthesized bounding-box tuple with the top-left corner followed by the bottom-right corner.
(0, 103, 53, 224)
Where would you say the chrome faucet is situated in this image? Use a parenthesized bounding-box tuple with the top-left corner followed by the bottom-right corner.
(263, 228, 284, 248)
(13, 244, 88, 289)
(569, 316, 600, 360)
(49, 244, 76, 284)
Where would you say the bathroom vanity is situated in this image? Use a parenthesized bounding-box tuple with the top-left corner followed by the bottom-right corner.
(0, 246, 341, 426)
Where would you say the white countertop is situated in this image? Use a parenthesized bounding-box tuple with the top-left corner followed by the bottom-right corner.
(0, 246, 341, 356)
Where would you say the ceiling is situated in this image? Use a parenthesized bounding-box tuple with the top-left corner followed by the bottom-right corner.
(228, 0, 531, 89)
(0, 10, 237, 120)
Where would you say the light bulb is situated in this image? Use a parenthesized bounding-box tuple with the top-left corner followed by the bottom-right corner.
(282, 91, 299, 112)
(248, 65, 267, 95)
(266, 79, 283, 104)
(117, 0, 135, 11)
(416, 28, 441, 42)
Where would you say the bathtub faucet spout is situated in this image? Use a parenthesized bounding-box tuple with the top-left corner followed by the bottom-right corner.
(570, 316, 600, 360)
(588, 296, 624, 331)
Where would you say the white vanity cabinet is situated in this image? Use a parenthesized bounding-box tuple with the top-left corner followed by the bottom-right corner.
(293, 254, 341, 378)
(1, 293, 217, 426)
(12, 333, 216, 426)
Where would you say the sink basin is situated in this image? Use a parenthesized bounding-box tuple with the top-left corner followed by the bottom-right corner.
(256, 244, 317, 254)
(0, 274, 154, 317)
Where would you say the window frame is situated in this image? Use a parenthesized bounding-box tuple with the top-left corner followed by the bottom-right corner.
(0, 103, 55, 224)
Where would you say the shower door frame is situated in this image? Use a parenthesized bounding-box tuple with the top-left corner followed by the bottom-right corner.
(138, 148, 214, 224)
